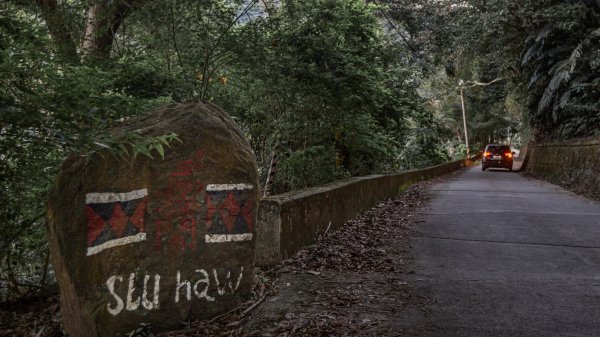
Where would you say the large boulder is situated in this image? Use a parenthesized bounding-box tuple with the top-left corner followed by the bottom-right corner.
(47, 102, 259, 337)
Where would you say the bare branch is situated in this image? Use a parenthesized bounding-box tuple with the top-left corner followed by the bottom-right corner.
(167, 0, 194, 98)
(200, 0, 258, 99)
(465, 77, 506, 88)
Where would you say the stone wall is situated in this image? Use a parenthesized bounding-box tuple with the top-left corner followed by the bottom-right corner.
(255, 158, 478, 266)
(524, 137, 600, 200)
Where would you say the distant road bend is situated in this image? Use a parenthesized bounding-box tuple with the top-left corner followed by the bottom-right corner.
(402, 167, 600, 337)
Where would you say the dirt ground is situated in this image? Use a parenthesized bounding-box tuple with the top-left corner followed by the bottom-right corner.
(0, 175, 449, 337)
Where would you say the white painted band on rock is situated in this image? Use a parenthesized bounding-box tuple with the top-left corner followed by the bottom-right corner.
(86, 189, 148, 204)
(87, 233, 147, 256)
(205, 233, 253, 243)
(206, 184, 254, 191)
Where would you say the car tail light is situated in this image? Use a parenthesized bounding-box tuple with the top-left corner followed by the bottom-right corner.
(505, 152, 512, 158)
(484, 152, 491, 157)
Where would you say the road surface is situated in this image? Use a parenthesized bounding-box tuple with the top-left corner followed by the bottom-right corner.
(401, 166, 600, 336)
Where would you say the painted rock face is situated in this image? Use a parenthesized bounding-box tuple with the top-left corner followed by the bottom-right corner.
(47, 102, 259, 337)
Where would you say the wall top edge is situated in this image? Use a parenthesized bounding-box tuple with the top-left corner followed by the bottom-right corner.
(261, 158, 469, 204)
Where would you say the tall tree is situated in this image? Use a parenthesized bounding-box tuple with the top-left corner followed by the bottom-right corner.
(33, 0, 145, 62)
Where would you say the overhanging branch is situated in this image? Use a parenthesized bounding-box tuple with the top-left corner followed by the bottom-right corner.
(465, 77, 506, 88)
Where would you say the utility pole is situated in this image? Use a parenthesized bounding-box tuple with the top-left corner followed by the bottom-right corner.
(457, 77, 506, 159)
(459, 88, 470, 158)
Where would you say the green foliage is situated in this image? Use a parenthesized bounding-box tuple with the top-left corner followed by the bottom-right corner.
(96, 132, 182, 161)
(519, 1, 600, 140)
(278, 146, 350, 190)
(399, 127, 450, 169)
(213, 0, 434, 191)
(1, 0, 454, 301)
(421, 0, 600, 143)
(0, 3, 171, 300)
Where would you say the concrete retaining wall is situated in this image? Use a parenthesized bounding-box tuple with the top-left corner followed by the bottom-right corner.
(256, 158, 477, 266)
(524, 137, 600, 201)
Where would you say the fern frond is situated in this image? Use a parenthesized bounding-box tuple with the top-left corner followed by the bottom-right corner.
(538, 59, 570, 115)
(522, 25, 553, 66)
(537, 27, 600, 116)
(522, 43, 541, 66)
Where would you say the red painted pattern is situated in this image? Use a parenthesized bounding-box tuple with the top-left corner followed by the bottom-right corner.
(130, 199, 146, 232)
(222, 193, 241, 232)
(205, 188, 254, 236)
(85, 197, 147, 248)
(152, 149, 205, 253)
(241, 197, 254, 232)
(109, 204, 128, 237)
(86, 206, 106, 246)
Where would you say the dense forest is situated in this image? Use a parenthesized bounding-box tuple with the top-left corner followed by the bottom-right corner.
(1, 0, 599, 302)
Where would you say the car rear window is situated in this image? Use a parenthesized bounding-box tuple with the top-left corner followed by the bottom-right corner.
(486, 146, 510, 154)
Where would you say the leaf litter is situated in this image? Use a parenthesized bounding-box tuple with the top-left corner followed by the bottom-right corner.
(0, 176, 448, 337)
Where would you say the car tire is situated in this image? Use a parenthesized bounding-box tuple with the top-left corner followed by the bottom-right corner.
(482, 166, 487, 171)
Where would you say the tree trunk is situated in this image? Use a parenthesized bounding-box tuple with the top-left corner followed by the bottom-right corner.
(36, 0, 79, 63)
(81, 1, 133, 62)
(37, 0, 142, 63)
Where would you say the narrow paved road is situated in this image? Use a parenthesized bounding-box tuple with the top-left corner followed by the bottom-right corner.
(402, 167, 600, 336)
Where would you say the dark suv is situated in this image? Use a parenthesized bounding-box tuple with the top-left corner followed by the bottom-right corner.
(482, 144, 514, 171)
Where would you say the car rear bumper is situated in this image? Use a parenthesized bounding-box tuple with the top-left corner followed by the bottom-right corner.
(482, 159, 513, 168)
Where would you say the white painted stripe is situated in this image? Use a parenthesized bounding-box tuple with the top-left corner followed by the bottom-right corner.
(206, 184, 254, 191)
(205, 233, 253, 243)
(86, 189, 148, 204)
(86, 233, 147, 256)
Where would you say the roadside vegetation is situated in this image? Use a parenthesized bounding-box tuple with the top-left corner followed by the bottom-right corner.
(1, 0, 599, 304)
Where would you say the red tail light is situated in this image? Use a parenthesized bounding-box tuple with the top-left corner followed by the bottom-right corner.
(505, 152, 512, 158)
(484, 152, 491, 157)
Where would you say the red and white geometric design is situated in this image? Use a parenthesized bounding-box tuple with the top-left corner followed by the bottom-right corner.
(85, 189, 148, 256)
(205, 184, 254, 243)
